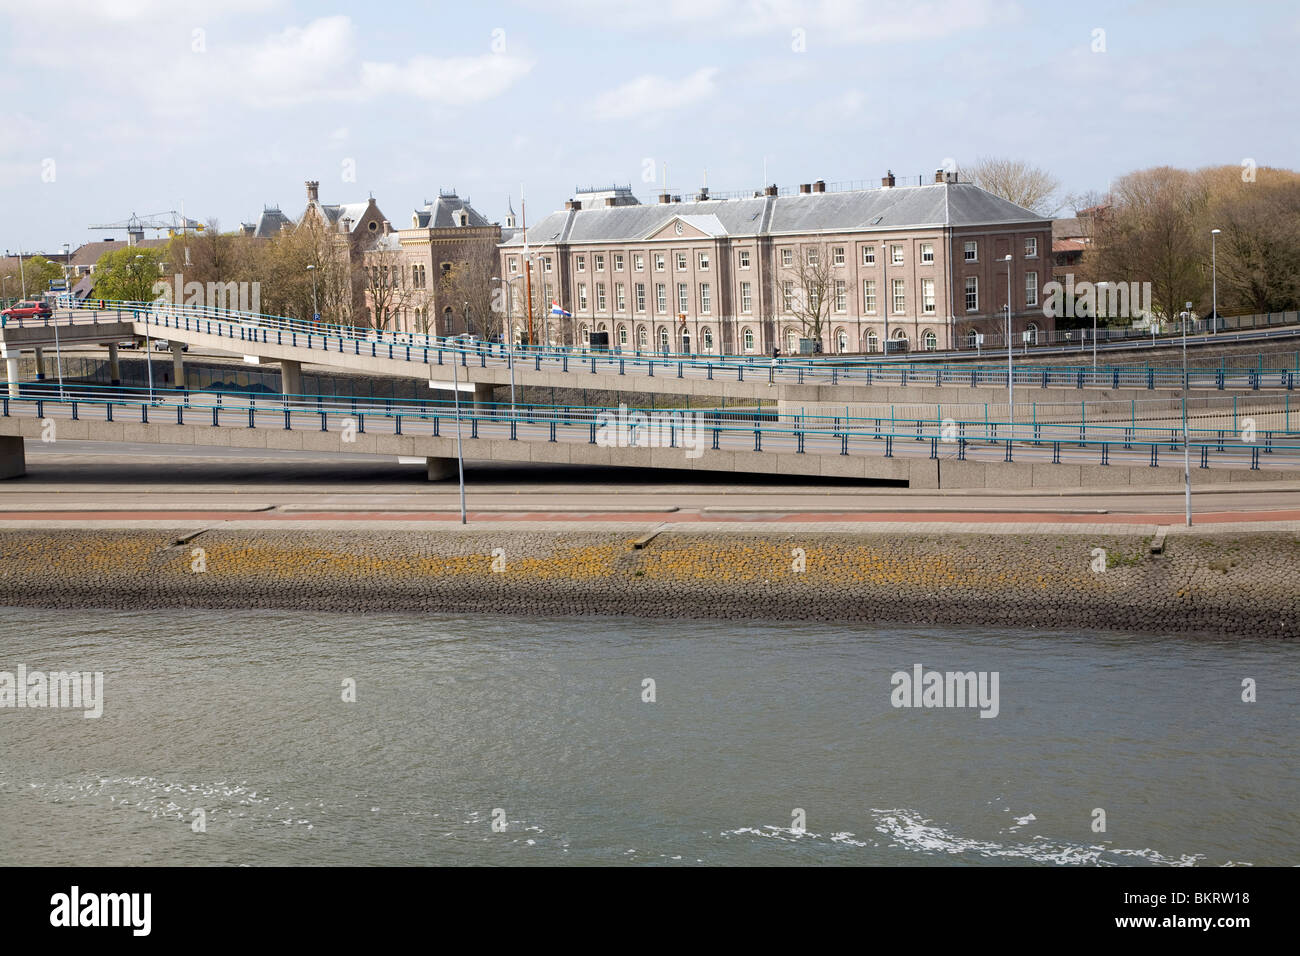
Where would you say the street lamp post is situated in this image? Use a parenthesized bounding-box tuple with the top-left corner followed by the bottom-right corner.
(1004, 254, 1014, 428)
(1211, 228, 1221, 335)
(449, 304, 468, 525)
(1182, 300, 1192, 527)
(136, 255, 154, 403)
(306, 264, 318, 324)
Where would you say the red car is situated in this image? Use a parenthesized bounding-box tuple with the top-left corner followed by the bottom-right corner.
(1, 299, 53, 323)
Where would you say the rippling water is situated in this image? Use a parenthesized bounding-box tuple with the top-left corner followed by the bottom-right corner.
(1, 608, 1295, 866)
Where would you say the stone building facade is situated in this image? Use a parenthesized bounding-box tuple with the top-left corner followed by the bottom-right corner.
(497, 173, 1056, 354)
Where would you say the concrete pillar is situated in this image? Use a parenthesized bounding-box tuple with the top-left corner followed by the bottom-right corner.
(280, 359, 302, 398)
(5, 355, 19, 397)
(426, 456, 457, 480)
(473, 382, 495, 414)
(0, 435, 24, 478)
(170, 342, 185, 390)
(34, 347, 45, 381)
(107, 342, 121, 386)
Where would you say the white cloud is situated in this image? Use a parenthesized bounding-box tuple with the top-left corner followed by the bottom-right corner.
(590, 67, 720, 121)
(359, 53, 534, 104)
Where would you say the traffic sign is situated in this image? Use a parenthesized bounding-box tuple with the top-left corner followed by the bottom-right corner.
(313, 313, 321, 322)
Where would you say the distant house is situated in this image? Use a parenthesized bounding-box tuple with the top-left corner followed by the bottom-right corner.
(240, 206, 295, 239)
(297, 180, 388, 321)
(1052, 204, 1109, 282)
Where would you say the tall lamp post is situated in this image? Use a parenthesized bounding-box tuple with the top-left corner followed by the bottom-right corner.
(1211, 228, 1221, 335)
(136, 255, 154, 403)
(306, 264, 318, 324)
(1004, 254, 1014, 428)
(1182, 300, 1192, 527)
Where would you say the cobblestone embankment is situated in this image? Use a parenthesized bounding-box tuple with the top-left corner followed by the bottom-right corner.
(0, 529, 1295, 637)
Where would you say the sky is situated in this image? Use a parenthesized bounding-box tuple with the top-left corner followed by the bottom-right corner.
(1, 0, 1296, 253)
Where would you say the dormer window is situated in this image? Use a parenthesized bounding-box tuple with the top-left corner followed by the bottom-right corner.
(460, 214, 468, 226)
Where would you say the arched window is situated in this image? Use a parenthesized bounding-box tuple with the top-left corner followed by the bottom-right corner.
(638, 326, 648, 349)
(865, 330, 879, 353)
(786, 329, 798, 353)
(442, 306, 453, 335)
(892, 328, 908, 341)
(837, 329, 848, 354)
(659, 327, 670, 352)
(703, 327, 714, 352)
(965, 327, 980, 348)
(580, 323, 589, 344)
(1025, 321, 1039, 345)
(923, 329, 937, 351)
(743, 327, 755, 352)
(618, 324, 628, 347)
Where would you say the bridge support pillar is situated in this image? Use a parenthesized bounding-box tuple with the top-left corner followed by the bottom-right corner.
(34, 347, 45, 381)
(280, 360, 302, 399)
(170, 342, 185, 390)
(0, 435, 24, 479)
(107, 343, 121, 386)
(473, 382, 494, 413)
(5, 355, 19, 397)
(426, 456, 457, 480)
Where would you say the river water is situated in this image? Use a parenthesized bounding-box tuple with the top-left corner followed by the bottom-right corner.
(1, 607, 1295, 866)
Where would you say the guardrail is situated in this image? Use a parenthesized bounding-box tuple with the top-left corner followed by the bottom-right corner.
(4, 386, 1295, 474)
(8, 301, 1300, 392)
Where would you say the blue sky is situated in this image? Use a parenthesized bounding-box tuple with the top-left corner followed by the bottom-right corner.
(1, 0, 1295, 253)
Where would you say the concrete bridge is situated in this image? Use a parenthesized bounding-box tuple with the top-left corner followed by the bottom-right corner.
(2, 389, 1298, 490)
(4, 306, 1300, 415)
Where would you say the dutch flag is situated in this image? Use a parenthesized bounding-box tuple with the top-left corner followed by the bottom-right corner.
(550, 301, 572, 317)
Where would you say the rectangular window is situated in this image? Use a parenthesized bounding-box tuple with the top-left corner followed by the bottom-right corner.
(616, 283, 626, 312)
(1024, 237, 1038, 258)
(835, 279, 847, 312)
(595, 254, 605, 272)
(862, 279, 876, 313)
(597, 283, 607, 312)
(741, 281, 752, 313)
(677, 283, 689, 314)
(891, 244, 904, 265)
(634, 254, 644, 271)
(862, 245, 876, 266)
(922, 278, 935, 313)
(965, 275, 979, 311)
(1025, 271, 1038, 307)
(964, 241, 978, 262)
(781, 249, 793, 267)
(676, 252, 687, 271)
(656, 283, 667, 313)
(739, 249, 751, 269)
(654, 253, 665, 271)
(576, 255, 586, 272)
(508, 257, 518, 274)
(698, 251, 710, 270)
(614, 253, 624, 271)
(920, 243, 934, 263)
(892, 278, 905, 314)
(700, 283, 711, 314)
(578, 283, 588, 310)
(635, 282, 646, 312)
(806, 247, 819, 266)
(783, 280, 794, 312)
(833, 246, 845, 266)
(543, 257, 553, 273)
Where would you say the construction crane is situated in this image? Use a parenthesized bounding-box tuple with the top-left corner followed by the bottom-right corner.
(87, 211, 205, 245)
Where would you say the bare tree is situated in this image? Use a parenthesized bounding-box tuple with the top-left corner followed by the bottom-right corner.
(361, 238, 416, 331)
(787, 241, 834, 352)
(964, 157, 1061, 215)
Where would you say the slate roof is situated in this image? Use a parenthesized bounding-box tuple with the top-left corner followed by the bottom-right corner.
(501, 182, 1047, 247)
(413, 193, 492, 229)
(250, 206, 294, 238)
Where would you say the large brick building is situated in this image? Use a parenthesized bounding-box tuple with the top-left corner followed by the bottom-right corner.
(497, 172, 1055, 354)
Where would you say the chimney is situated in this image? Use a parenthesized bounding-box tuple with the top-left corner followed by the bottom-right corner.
(659, 193, 672, 204)
(565, 200, 582, 211)
(812, 180, 826, 193)
(382, 220, 393, 234)
(697, 187, 709, 201)
(341, 217, 352, 234)
(935, 169, 946, 184)
(945, 169, 959, 184)
(306, 180, 320, 202)
(765, 184, 778, 197)
(881, 170, 896, 188)
(799, 183, 812, 194)
(605, 197, 619, 207)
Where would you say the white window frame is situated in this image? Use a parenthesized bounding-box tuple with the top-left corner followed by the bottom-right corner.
(594, 254, 605, 272)
(862, 279, 876, 314)
(700, 282, 711, 314)
(965, 275, 979, 312)
(741, 281, 752, 314)
(964, 241, 978, 262)
(698, 251, 710, 270)
(677, 282, 689, 314)
(576, 255, 586, 273)
(921, 278, 936, 314)
(654, 253, 665, 272)
(832, 246, 845, 266)
(1024, 237, 1038, 258)
(862, 245, 876, 266)
(739, 249, 751, 269)
(781, 249, 793, 267)
(1025, 271, 1038, 307)
(635, 282, 646, 313)
(834, 279, 847, 313)
(892, 278, 906, 314)
(890, 244, 904, 265)
(920, 243, 934, 264)
(675, 252, 688, 272)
